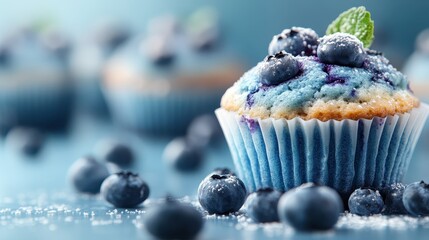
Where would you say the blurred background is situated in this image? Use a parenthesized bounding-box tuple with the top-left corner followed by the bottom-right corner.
(0, 0, 428, 201)
(0, 0, 428, 66)
(0, 0, 428, 238)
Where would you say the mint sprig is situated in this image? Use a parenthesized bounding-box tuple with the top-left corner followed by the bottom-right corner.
(326, 6, 374, 48)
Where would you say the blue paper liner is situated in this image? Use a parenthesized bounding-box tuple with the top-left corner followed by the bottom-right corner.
(104, 88, 223, 135)
(215, 104, 429, 196)
(0, 81, 73, 130)
(75, 76, 108, 116)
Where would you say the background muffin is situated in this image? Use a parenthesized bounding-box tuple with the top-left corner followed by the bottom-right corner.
(0, 28, 73, 130)
(103, 9, 243, 135)
(70, 23, 130, 117)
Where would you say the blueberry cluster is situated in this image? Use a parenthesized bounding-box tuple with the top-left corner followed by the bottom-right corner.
(197, 174, 344, 231)
(67, 139, 151, 210)
(346, 182, 429, 217)
(163, 114, 222, 172)
(68, 137, 210, 239)
(262, 27, 370, 86)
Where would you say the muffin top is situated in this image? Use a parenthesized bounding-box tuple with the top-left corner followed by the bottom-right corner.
(0, 28, 68, 84)
(221, 7, 419, 121)
(103, 8, 242, 92)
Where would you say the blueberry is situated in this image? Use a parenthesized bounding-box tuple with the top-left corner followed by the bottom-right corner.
(163, 137, 204, 172)
(348, 188, 384, 216)
(100, 171, 149, 208)
(402, 181, 429, 217)
(145, 197, 204, 240)
(143, 35, 175, 66)
(278, 183, 343, 231)
(246, 188, 282, 223)
(380, 183, 408, 215)
(268, 27, 319, 56)
(68, 156, 110, 194)
(260, 51, 300, 86)
(6, 127, 44, 156)
(96, 139, 134, 167)
(317, 33, 366, 67)
(198, 173, 247, 214)
(187, 114, 222, 149)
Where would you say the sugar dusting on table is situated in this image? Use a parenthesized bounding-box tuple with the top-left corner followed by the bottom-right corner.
(2, 193, 429, 236)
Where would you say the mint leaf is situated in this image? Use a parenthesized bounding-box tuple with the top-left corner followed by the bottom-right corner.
(326, 6, 374, 48)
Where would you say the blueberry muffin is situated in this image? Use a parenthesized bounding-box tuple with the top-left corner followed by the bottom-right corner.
(103, 9, 243, 134)
(70, 23, 130, 116)
(0, 28, 72, 130)
(216, 7, 428, 199)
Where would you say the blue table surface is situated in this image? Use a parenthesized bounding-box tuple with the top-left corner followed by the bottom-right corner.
(1, 115, 429, 240)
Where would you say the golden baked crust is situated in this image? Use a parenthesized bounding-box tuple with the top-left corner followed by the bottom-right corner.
(221, 86, 420, 121)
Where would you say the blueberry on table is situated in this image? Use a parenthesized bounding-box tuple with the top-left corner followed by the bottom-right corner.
(187, 114, 222, 149)
(198, 173, 247, 215)
(144, 197, 204, 240)
(317, 33, 366, 67)
(268, 27, 319, 56)
(278, 183, 343, 231)
(246, 188, 282, 223)
(96, 139, 134, 167)
(402, 181, 429, 217)
(348, 188, 384, 216)
(380, 183, 408, 215)
(6, 127, 44, 156)
(260, 51, 300, 86)
(100, 171, 149, 208)
(68, 156, 110, 194)
(163, 137, 204, 172)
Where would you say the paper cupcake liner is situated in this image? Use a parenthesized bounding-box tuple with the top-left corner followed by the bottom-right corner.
(215, 104, 429, 196)
(104, 88, 223, 135)
(0, 82, 73, 129)
(75, 76, 108, 115)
